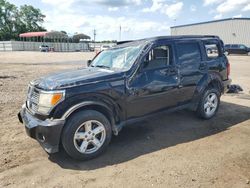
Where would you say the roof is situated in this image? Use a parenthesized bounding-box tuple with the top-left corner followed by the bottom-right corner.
(72, 33, 91, 39)
(19, 31, 68, 38)
(171, 17, 250, 29)
(19, 32, 48, 37)
(116, 35, 220, 47)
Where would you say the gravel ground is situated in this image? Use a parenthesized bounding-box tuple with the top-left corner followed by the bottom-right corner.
(0, 52, 249, 188)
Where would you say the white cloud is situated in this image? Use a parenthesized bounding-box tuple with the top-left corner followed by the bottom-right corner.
(205, 0, 250, 18)
(142, 0, 164, 12)
(190, 5, 196, 12)
(214, 14, 222, 19)
(41, 0, 74, 9)
(40, 0, 171, 40)
(233, 14, 243, 18)
(108, 7, 119, 11)
(142, 0, 183, 18)
(164, 2, 183, 18)
(203, 0, 223, 6)
(93, 0, 142, 7)
(242, 3, 250, 11)
(43, 10, 170, 40)
(216, 0, 250, 14)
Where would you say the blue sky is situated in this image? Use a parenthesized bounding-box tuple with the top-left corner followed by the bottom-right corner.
(9, 0, 250, 41)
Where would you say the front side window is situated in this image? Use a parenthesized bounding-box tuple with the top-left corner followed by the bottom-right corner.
(91, 44, 143, 71)
(176, 42, 201, 64)
(143, 45, 170, 70)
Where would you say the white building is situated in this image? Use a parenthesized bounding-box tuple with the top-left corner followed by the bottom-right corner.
(171, 18, 250, 46)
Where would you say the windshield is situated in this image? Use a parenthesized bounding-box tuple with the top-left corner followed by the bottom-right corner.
(91, 44, 143, 71)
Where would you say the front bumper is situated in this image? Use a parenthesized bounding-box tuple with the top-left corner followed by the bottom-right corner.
(18, 105, 65, 153)
(223, 78, 232, 93)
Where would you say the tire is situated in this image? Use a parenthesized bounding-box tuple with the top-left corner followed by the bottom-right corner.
(62, 110, 112, 160)
(196, 88, 220, 119)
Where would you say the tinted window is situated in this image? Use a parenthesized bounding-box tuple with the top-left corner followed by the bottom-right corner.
(176, 42, 201, 64)
(143, 45, 170, 70)
(239, 45, 246, 49)
(232, 44, 238, 48)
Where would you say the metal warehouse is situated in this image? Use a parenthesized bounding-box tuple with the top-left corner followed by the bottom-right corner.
(171, 18, 250, 47)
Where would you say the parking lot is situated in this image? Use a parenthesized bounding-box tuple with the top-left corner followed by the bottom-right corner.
(0, 52, 249, 187)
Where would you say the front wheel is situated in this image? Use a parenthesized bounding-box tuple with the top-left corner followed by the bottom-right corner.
(62, 110, 112, 160)
(196, 88, 220, 119)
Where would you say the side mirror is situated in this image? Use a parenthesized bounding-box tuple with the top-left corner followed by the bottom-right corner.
(87, 60, 92, 67)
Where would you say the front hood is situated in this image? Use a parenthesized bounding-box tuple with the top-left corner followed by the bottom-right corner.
(31, 67, 124, 90)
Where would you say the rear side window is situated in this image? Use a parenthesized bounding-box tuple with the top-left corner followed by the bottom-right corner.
(176, 42, 201, 64)
(205, 44, 219, 59)
(239, 45, 246, 49)
(232, 44, 238, 48)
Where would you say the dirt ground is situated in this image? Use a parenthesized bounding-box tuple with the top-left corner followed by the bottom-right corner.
(0, 52, 249, 188)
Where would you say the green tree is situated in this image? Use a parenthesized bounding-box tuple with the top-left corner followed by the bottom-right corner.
(0, 0, 46, 40)
(61, 31, 67, 35)
(19, 4, 46, 32)
(0, 0, 19, 40)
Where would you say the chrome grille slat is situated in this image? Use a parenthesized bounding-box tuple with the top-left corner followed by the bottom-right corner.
(27, 86, 40, 113)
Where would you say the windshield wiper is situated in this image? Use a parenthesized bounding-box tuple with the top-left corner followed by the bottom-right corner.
(94, 65, 111, 69)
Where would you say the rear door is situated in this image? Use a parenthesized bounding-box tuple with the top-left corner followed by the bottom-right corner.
(174, 40, 205, 104)
(231, 44, 239, 54)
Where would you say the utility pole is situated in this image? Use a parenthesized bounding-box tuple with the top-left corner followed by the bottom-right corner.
(173, 19, 177, 35)
(119, 25, 121, 41)
(93, 29, 96, 50)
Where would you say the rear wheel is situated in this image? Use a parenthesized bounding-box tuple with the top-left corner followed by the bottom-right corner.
(62, 110, 112, 160)
(196, 88, 220, 119)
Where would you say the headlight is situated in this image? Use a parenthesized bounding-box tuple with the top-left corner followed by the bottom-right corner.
(37, 91, 65, 114)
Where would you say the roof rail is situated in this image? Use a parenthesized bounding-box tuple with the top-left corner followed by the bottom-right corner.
(116, 40, 134, 45)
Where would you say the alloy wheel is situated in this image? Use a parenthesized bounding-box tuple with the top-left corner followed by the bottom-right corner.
(204, 93, 218, 116)
(73, 120, 106, 154)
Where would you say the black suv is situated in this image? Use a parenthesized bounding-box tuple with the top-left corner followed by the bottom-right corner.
(224, 44, 250, 55)
(18, 35, 231, 160)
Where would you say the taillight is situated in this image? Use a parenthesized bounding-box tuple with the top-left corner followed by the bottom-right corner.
(227, 62, 230, 78)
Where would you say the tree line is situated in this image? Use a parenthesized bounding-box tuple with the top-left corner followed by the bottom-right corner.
(0, 0, 46, 41)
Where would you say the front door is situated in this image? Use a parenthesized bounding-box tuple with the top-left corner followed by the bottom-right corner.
(126, 42, 179, 119)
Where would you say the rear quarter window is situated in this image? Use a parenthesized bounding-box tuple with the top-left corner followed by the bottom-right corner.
(205, 44, 219, 59)
(176, 42, 201, 64)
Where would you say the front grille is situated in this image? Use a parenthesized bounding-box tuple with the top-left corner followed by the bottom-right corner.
(27, 86, 40, 113)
